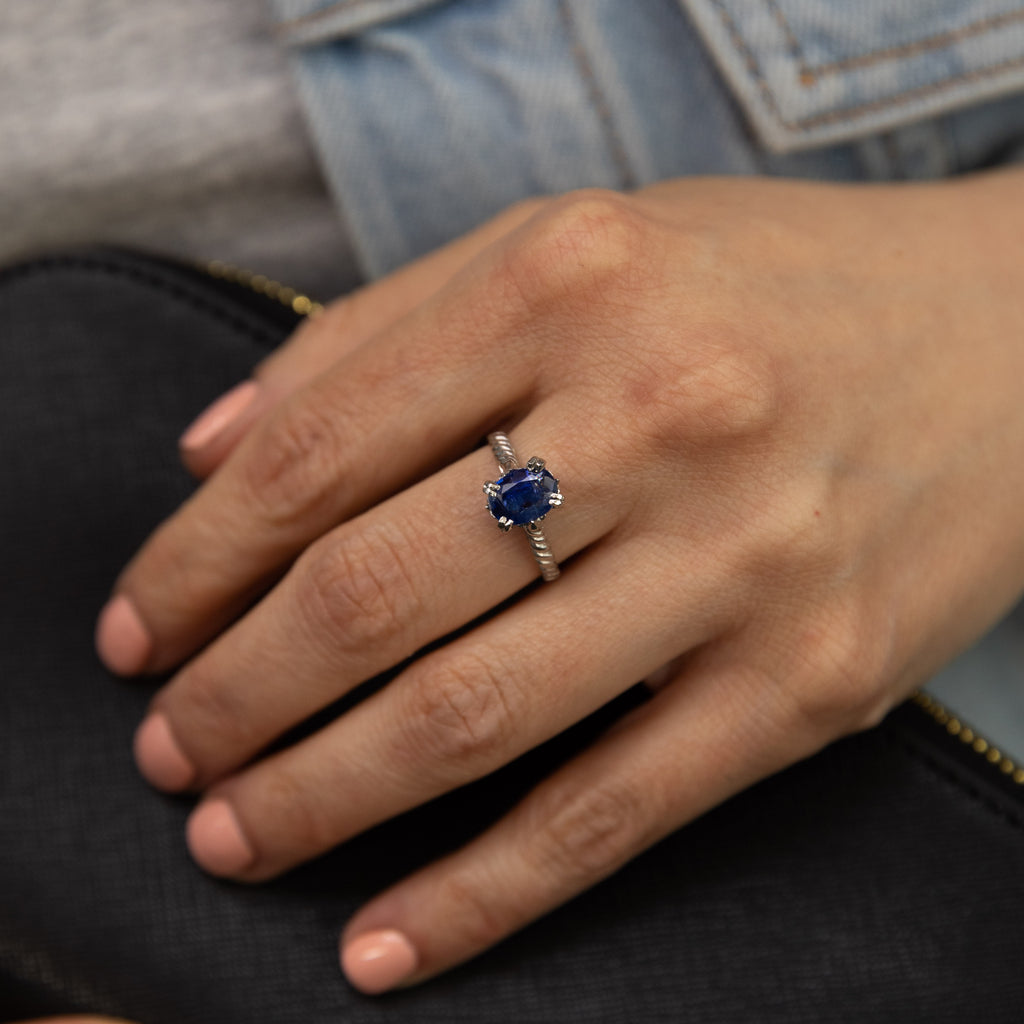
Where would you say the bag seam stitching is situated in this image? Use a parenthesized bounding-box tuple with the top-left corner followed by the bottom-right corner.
(884, 724, 1024, 837)
(0, 255, 284, 350)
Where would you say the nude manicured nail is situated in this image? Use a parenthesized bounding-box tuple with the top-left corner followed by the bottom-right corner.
(179, 380, 259, 451)
(187, 798, 256, 876)
(96, 594, 152, 676)
(341, 929, 418, 994)
(133, 712, 196, 792)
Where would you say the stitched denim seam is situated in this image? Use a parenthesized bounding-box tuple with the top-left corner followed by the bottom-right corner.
(771, 2, 1024, 80)
(557, 0, 638, 191)
(709, 0, 1024, 132)
(764, 0, 805, 67)
(803, 52, 1024, 129)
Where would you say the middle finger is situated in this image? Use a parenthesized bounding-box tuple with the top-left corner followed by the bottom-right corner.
(184, 529, 723, 882)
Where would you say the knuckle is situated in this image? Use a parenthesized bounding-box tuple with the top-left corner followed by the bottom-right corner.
(127, 519, 218, 621)
(240, 397, 344, 530)
(736, 481, 838, 588)
(777, 600, 894, 736)
(299, 524, 420, 658)
(637, 337, 782, 448)
(432, 869, 517, 950)
(258, 763, 337, 854)
(501, 189, 653, 311)
(502, 195, 550, 226)
(401, 653, 518, 773)
(529, 779, 646, 886)
(168, 665, 253, 763)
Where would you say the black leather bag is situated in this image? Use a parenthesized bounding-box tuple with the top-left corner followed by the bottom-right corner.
(2, 249, 1022, 1023)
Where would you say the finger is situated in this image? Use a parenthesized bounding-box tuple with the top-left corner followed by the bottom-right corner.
(98, 211, 563, 677)
(181, 198, 549, 478)
(134, 410, 616, 792)
(336, 646, 833, 993)
(179, 535, 728, 882)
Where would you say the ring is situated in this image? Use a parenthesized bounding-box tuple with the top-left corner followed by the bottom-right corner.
(483, 431, 563, 582)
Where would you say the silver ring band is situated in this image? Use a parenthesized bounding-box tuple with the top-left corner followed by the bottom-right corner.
(484, 431, 562, 582)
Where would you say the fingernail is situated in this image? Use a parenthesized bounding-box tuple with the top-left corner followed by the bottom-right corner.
(133, 712, 196, 792)
(341, 929, 419, 994)
(179, 380, 259, 452)
(187, 798, 256, 876)
(96, 594, 152, 676)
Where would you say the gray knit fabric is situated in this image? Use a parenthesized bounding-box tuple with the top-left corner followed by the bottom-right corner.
(0, 0, 357, 300)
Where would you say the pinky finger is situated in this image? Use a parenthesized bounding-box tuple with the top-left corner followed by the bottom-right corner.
(338, 653, 831, 994)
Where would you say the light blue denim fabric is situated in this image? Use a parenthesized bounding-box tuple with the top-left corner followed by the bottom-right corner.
(686, 0, 1024, 151)
(265, 0, 1024, 757)
(266, 0, 1024, 276)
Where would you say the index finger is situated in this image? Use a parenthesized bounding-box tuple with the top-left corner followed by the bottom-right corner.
(184, 198, 548, 477)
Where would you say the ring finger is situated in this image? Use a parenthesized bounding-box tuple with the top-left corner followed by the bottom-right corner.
(134, 412, 620, 794)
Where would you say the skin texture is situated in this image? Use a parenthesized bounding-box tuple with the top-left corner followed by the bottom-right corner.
(95, 171, 1024, 991)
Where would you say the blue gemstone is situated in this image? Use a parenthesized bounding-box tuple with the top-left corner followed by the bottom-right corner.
(488, 467, 558, 526)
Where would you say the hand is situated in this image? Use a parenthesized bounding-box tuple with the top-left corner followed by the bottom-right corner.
(97, 172, 1024, 993)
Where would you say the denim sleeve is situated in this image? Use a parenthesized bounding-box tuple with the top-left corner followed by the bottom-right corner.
(265, 0, 1024, 277)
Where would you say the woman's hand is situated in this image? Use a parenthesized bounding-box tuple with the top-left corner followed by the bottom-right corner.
(97, 172, 1024, 993)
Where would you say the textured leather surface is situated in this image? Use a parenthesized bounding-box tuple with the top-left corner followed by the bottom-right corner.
(1, 251, 1023, 1023)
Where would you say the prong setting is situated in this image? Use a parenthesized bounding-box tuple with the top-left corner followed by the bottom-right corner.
(485, 461, 561, 526)
(486, 431, 562, 582)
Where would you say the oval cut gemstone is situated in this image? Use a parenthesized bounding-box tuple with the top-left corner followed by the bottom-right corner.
(488, 467, 558, 526)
